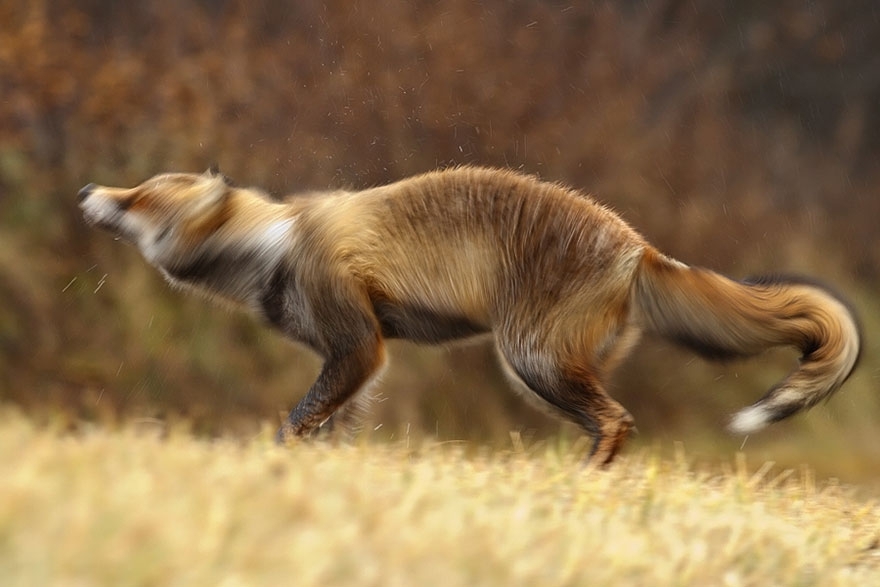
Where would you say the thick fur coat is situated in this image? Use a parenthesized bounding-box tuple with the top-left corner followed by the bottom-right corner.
(78, 167, 861, 465)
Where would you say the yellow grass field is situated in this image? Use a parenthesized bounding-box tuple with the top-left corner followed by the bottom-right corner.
(1, 409, 878, 586)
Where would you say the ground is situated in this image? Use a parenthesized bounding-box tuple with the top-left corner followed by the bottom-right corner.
(1, 410, 878, 586)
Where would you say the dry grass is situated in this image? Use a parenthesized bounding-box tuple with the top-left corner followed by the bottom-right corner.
(1, 409, 878, 586)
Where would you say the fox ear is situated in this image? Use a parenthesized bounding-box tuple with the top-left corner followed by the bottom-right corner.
(206, 164, 233, 186)
(188, 173, 230, 217)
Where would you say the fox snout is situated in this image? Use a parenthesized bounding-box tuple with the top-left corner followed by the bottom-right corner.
(77, 183, 97, 204)
(78, 182, 137, 244)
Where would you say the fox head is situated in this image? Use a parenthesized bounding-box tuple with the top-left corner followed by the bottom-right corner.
(79, 167, 296, 305)
(78, 168, 232, 264)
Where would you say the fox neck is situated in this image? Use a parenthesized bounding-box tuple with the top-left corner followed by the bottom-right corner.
(158, 216, 296, 310)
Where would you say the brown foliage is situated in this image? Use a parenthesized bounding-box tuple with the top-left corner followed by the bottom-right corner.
(1, 0, 878, 449)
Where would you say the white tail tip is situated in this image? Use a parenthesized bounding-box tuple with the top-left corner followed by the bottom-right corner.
(728, 404, 771, 435)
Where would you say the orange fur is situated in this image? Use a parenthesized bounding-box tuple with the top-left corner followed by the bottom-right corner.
(79, 167, 861, 465)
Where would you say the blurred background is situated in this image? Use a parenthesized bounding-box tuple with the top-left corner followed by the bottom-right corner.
(1, 0, 878, 482)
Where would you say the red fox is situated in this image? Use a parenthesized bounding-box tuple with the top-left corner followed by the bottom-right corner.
(78, 166, 861, 466)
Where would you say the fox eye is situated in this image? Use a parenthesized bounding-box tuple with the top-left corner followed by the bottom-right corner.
(118, 194, 137, 211)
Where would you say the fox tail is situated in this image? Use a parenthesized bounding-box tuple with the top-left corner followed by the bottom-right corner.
(632, 249, 861, 434)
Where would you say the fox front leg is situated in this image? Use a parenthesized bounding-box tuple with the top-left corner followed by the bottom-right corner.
(276, 334, 386, 443)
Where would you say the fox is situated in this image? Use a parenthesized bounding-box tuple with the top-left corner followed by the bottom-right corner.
(77, 166, 861, 466)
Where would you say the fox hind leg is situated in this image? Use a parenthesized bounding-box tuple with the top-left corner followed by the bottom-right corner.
(497, 335, 634, 467)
